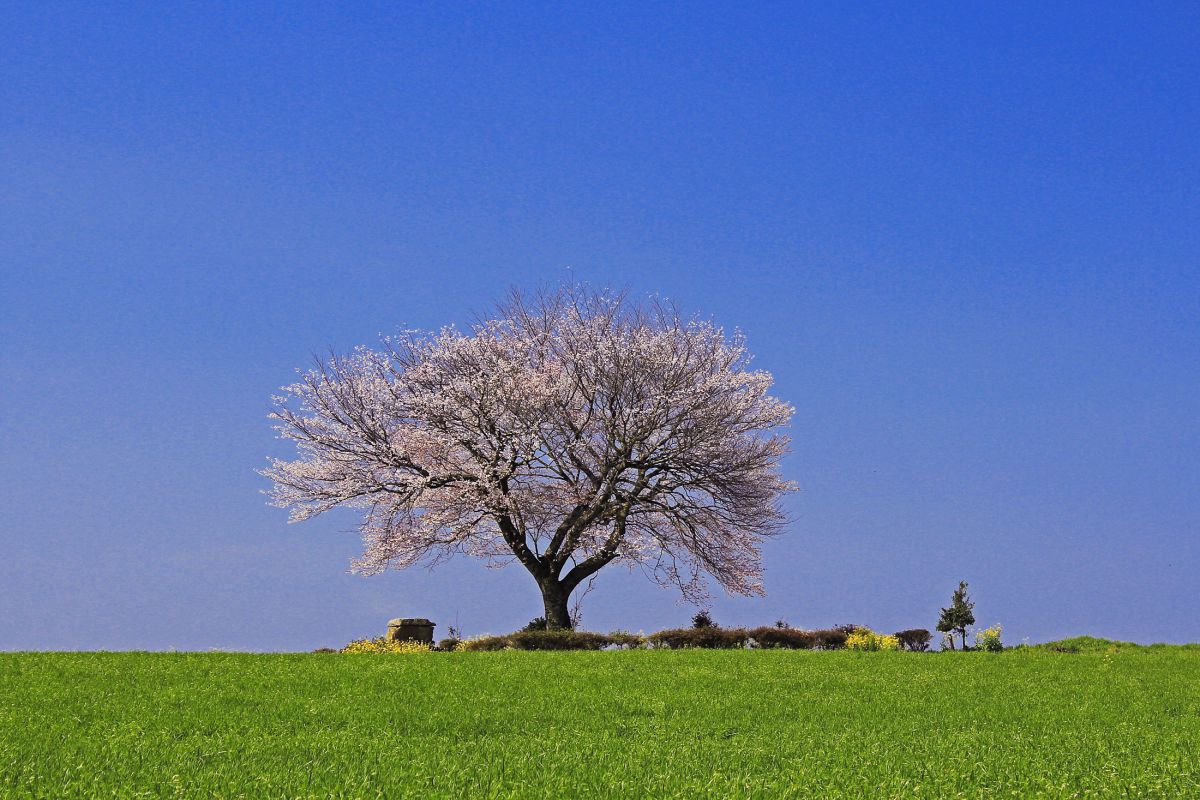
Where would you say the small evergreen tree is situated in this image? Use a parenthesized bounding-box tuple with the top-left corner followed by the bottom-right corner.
(936, 581, 975, 650)
(691, 610, 716, 629)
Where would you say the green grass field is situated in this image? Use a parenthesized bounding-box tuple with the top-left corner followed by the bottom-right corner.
(2, 649, 1198, 798)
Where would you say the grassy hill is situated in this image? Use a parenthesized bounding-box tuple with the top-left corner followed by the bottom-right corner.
(1030, 635, 1200, 652)
(2, 649, 1198, 797)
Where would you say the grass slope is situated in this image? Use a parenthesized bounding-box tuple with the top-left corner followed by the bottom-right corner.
(1031, 636, 1200, 652)
(2, 650, 1198, 798)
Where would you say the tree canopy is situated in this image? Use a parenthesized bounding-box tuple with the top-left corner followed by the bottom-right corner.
(263, 287, 795, 627)
(937, 580, 976, 650)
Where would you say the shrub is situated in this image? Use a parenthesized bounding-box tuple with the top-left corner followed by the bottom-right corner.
(648, 627, 746, 649)
(459, 635, 512, 652)
(844, 628, 872, 650)
(460, 630, 617, 651)
(810, 628, 849, 650)
(521, 617, 549, 632)
(975, 624, 1003, 652)
(894, 629, 932, 652)
(647, 625, 851, 650)
(340, 637, 434, 654)
(745, 626, 819, 649)
(845, 628, 900, 652)
(437, 638, 461, 652)
(691, 610, 716, 629)
(312, 647, 337, 654)
(454, 623, 877, 652)
(508, 630, 613, 650)
(606, 630, 645, 649)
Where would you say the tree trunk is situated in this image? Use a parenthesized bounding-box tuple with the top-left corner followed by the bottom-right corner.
(539, 580, 573, 630)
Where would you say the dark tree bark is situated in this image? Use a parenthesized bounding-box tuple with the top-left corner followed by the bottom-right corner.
(538, 579, 572, 630)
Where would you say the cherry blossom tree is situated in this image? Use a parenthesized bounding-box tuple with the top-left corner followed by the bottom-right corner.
(263, 287, 795, 629)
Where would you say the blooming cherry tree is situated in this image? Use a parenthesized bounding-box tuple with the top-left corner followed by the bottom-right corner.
(263, 287, 795, 629)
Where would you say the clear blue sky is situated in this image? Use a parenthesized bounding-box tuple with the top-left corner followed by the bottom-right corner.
(2, 3, 1197, 650)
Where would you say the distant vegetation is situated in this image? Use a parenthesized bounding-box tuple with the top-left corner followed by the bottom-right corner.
(363, 579, 996, 653)
(338, 628, 1199, 655)
(345, 622, 939, 653)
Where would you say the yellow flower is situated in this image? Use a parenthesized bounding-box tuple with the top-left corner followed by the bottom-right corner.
(340, 637, 433, 654)
(846, 628, 900, 651)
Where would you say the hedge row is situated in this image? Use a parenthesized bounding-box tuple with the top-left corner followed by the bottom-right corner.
(458, 630, 643, 651)
(454, 625, 934, 652)
(646, 626, 852, 650)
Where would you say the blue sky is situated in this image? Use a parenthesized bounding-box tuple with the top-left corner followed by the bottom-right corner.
(2, 3, 1197, 650)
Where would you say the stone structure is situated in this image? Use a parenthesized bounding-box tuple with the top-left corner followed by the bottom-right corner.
(386, 618, 435, 644)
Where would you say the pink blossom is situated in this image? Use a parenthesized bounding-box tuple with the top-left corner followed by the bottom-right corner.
(263, 287, 796, 627)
